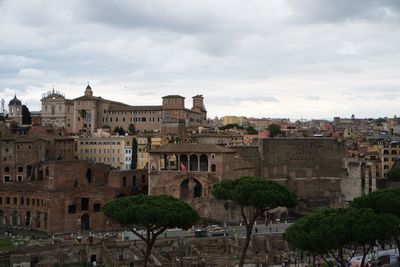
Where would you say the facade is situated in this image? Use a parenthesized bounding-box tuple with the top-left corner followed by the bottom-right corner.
(0, 160, 148, 233)
(380, 141, 400, 177)
(75, 135, 134, 170)
(41, 86, 207, 134)
(41, 90, 74, 132)
(149, 143, 254, 200)
(0, 134, 46, 183)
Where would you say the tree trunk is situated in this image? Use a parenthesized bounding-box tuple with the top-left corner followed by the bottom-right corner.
(143, 232, 156, 267)
(239, 226, 253, 267)
(394, 235, 400, 267)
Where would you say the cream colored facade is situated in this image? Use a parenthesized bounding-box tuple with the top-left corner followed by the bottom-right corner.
(41, 90, 74, 132)
(76, 136, 134, 170)
(381, 143, 400, 177)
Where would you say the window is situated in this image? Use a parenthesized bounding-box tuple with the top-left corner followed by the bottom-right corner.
(132, 176, 136, 187)
(81, 198, 89, 211)
(5, 167, 9, 173)
(27, 198, 30, 205)
(18, 167, 23, 172)
(0, 197, 2, 205)
(68, 205, 76, 214)
(6, 197, 10, 204)
(3, 175, 11, 183)
(14, 197, 17, 205)
(122, 177, 127, 187)
(17, 175, 23, 182)
(142, 175, 146, 184)
(93, 203, 101, 212)
(20, 197, 24, 205)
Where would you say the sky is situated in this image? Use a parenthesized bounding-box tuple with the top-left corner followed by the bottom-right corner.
(1, 0, 400, 120)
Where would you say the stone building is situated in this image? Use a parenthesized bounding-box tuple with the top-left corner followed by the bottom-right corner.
(230, 138, 375, 208)
(0, 160, 148, 233)
(148, 143, 254, 220)
(41, 85, 207, 134)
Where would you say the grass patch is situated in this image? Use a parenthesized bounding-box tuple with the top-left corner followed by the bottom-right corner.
(0, 238, 14, 252)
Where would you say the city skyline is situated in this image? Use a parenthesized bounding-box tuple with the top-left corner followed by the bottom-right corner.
(1, 0, 400, 119)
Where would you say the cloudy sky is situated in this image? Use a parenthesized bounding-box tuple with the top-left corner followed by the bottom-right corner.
(1, 0, 400, 120)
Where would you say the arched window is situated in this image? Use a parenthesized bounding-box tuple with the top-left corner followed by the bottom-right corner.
(200, 154, 208, 172)
(86, 169, 92, 183)
(179, 155, 188, 171)
(211, 164, 216, 172)
(189, 154, 199, 171)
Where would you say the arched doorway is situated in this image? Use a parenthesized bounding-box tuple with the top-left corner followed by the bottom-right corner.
(11, 210, 19, 226)
(0, 210, 4, 225)
(189, 155, 198, 171)
(25, 211, 31, 226)
(180, 179, 202, 200)
(200, 154, 208, 171)
(86, 169, 92, 183)
(81, 214, 90, 230)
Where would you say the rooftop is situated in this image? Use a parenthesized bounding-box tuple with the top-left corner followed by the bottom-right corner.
(150, 143, 236, 153)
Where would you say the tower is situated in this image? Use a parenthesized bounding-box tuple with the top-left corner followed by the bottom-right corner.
(191, 95, 207, 126)
(84, 84, 93, 97)
(8, 95, 22, 124)
(8, 95, 22, 125)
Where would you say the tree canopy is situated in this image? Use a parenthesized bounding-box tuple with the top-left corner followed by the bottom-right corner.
(113, 126, 125, 135)
(213, 176, 297, 266)
(386, 165, 400, 181)
(351, 188, 400, 247)
(267, 124, 283, 137)
(103, 195, 199, 266)
(285, 208, 399, 267)
(22, 105, 31, 125)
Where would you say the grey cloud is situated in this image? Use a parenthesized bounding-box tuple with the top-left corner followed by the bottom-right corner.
(286, 0, 400, 23)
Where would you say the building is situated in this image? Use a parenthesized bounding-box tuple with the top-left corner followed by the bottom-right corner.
(41, 89, 74, 132)
(41, 85, 207, 134)
(75, 135, 134, 170)
(0, 160, 148, 233)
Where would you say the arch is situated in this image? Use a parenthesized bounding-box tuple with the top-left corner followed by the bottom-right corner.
(189, 154, 198, 171)
(11, 210, 19, 226)
(86, 169, 92, 183)
(180, 178, 203, 200)
(81, 214, 90, 230)
(179, 155, 188, 171)
(25, 211, 31, 226)
(161, 154, 168, 170)
(35, 211, 41, 228)
(0, 210, 4, 225)
(168, 154, 178, 170)
(43, 212, 48, 230)
(199, 154, 208, 172)
(211, 164, 216, 172)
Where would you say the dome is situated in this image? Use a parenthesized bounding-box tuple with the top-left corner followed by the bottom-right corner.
(9, 95, 21, 106)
